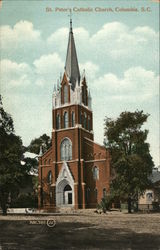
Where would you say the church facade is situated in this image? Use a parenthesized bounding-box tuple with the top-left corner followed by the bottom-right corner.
(38, 20, 110, 210)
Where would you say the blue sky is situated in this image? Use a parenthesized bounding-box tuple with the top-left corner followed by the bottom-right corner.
(0, 0, 159, 166)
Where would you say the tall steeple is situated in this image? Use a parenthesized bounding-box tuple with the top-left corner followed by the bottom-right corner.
(65, 17, 80, 90)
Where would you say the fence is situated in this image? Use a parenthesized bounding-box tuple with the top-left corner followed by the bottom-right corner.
(120, 202, 160, 212)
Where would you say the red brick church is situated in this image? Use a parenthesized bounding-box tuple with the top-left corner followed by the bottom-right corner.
(38, 19, 110, 210)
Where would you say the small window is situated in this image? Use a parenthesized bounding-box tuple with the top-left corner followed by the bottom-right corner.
(64, 85, 68, 104)
(80, 112, 82, 125)
(93, 166, 99, 180)
(48, 159, 51, 165)
(146, 192, 153, 203)
(56, 114, 61, 129)
(44, 159, 47, 165)
(64, 112, 69, 128)
(72, 111, 75, 127)
(84, 113, 87, 129)
(47, 171, 52, 184)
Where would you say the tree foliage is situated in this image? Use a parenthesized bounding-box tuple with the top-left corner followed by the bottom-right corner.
(27, 134, 51, 154)
(104, 110, 154, 212)
(0, 95, 24, 215)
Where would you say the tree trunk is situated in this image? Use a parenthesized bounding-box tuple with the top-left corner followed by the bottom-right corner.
(0, 193, 8, 216)
(128, 196, 132, 213)
(1, 201, 7, 216)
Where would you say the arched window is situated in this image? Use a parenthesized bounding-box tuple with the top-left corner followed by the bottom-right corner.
(93, 166, 99, 180)
(60, 138, 72, 161)
(84, 112, 87, 129)
(47, 171, 52, 184)
(56, 114, 61, 129)
(72, 111, 75, 127)
(64, 184, 72, 191)
(64, 112, 68, 128)
(64, 85, 68, 104)
(80, 112, 82, 125)
(103, 188, 107, 198)
(146, 192, 153, 203)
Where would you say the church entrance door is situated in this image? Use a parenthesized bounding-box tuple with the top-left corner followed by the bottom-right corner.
(63, 184, 72, 205)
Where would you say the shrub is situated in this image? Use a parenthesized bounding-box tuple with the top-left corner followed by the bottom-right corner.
(152, 202, 160, 211)
(97, 196, 112, 213)
(10, 193, 38, 208)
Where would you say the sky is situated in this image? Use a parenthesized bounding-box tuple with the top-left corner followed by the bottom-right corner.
(0, 0, 159, 167)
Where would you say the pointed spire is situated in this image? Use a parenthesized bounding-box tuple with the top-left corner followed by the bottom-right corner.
(53, 84, 56, 92)
(65, 17, 80, 90)
(57, 79, 60, 91)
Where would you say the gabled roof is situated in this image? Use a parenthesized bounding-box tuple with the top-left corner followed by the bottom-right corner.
(65, 19, 80, 90)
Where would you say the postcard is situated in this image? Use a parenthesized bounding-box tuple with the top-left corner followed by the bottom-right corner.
(0, 0, 159, 249)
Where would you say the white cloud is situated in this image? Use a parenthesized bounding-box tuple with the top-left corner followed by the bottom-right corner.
(33, 53, 64, 86)
(0, 53, 64, 91)
(33, 53, 63, 75)
(1, 20, 158, 72)
(0, 59, 32, 91)
(47, 22, 158, 72)
(79, 61, 99, 81)
(1, 20, 41, 50)
(92, 67, 159, 102)
(47, 28, 68, 53)
(91, 22, 159, 63)
(47, 26, 90, 57)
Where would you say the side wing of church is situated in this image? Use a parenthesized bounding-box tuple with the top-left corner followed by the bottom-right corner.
(38, 19, 110, 210)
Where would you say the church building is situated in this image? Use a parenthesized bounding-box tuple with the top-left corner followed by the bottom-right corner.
(38, 19, 110, 210)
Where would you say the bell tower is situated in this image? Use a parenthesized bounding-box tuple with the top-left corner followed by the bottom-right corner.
(38, 19, 110, 211)
(51, 19, 93, 209)
(52, 18, 93, 142)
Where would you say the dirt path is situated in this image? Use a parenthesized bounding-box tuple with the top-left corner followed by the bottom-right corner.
(0, 211, 160, 249)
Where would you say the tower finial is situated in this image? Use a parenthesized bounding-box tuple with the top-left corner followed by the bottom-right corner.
(69, 10, 72, 32)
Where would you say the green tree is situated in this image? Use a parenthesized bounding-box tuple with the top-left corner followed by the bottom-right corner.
(104, 110, 154, 213)
(27, 134, 51, 154)
(0, 96, 24, 215)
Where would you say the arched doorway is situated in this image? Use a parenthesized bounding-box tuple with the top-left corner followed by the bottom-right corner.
(56, 179, 74, 207)
(56, 162, 75, 208)
(63, 184, 72, 205)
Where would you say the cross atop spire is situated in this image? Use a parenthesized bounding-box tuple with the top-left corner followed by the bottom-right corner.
(65, 16, 80, 90)
(69, 10, 73, 33)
